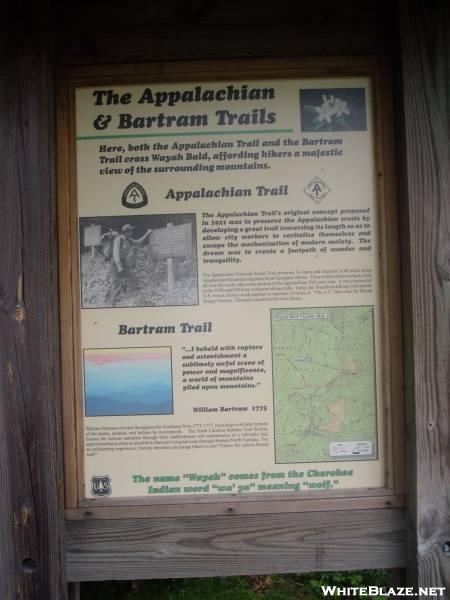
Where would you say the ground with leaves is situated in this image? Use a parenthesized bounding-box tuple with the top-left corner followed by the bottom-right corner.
(80, 247, 198, 308)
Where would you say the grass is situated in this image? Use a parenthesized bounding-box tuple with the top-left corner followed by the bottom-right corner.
(81, 570, 390, 599)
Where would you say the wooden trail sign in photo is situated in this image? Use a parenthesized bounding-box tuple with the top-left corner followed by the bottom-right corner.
(149, 223, 193, 260)
(149, 222, 193, 294)
(83, 224, 101, 248)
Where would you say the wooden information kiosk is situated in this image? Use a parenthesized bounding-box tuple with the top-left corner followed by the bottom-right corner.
(1, 2, 448, 598)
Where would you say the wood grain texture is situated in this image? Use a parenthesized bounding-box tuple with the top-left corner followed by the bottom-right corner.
(66, 494, 404, 520)
(54, 0, 393, 65)
(0, 8, 67, 600)
(66, 508, 406, 581)
(399, 0, 450, 589)
(57, 76, 81, 509)
(371, 59, 405, 495)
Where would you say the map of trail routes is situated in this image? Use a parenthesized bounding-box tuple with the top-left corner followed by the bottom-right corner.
(271, 306, 378, 463)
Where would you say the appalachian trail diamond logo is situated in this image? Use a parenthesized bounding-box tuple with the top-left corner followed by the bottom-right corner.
(303, 176, 331, 204)
(122, 182, 148, 209)
(91, 475, 112, 497)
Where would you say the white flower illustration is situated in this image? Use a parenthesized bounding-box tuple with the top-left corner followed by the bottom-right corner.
(333, 98, 350, 117)
(313, 95, 351, 125)
(315, 94, 335, 123)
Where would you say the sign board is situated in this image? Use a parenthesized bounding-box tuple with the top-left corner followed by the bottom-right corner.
(150, 223, 193, 259)
(58, 59, 403, 512)
(83, 224, 101, 247)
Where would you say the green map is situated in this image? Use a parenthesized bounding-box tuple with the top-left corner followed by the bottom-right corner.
(271, 306, 377, 463)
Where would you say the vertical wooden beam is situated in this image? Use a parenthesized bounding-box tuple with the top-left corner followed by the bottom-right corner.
(68, 583, 81, 600)
(399, 0, 450, 589)
(0, 5, 67, 600)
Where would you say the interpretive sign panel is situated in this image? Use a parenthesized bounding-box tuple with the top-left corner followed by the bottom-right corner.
(59, 61, 401, 507)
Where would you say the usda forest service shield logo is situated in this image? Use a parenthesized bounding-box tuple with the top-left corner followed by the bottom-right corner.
(122, 182, 148, 209)
(303, 176, 331, 204)
(91, 475, 112, 497)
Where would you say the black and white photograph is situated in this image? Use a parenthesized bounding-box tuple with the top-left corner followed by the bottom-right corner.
(79, 214, 198, 308)
(299, 87, 367, 132)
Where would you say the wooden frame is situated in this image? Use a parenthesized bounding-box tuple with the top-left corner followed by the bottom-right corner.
(57, 56, 404, 523)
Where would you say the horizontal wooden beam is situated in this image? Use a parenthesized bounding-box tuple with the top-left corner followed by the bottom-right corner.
(54, 1, 392, 65)
(56, 26, 390, 65)
(66, 494, 404, 520)
(66, 508, 405, 581)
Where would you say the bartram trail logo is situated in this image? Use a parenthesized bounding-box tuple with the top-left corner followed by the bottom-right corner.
(91, 475, 112, 497)
(122, 182, 148, 209)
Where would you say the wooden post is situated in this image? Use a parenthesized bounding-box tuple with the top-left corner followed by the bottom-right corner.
(0, 6, 67, 600)
(399, 0, 450, 589)
(68, 582, 81, 600)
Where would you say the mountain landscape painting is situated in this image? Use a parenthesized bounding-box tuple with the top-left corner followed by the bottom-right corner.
(84, 347, 173, 416)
